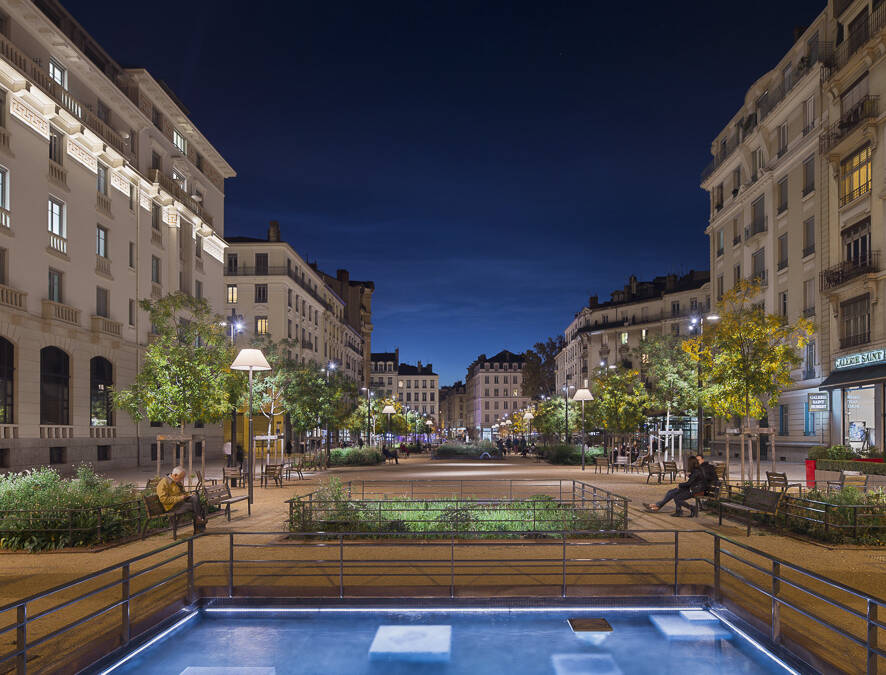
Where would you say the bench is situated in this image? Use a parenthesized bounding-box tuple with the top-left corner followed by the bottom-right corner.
(646, 462, 663, 484)
(827, 471, 868, 494)
(662, 461, 680, 482)
(285, 455, 305, 480)
(141, 493, 198, 540)
(223, 466, 243, 488)
(593, 456, 609, 474)
(719, 487, 784, 536)
(262, 463, 284, 488)
(612, 456, 629, 472)
(202, 483, 250, 521)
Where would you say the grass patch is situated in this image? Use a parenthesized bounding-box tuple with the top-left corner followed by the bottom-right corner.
(542, 444, 605, 465)
(328, 447, 385, 466)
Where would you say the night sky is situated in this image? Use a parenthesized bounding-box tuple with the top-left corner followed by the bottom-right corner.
(65, 0, 822, 385)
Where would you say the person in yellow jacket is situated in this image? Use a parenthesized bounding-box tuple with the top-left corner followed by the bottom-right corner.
(157, 466, 206, 529)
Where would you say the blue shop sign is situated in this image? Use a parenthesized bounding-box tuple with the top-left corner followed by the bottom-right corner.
(834, 348, 886, 370)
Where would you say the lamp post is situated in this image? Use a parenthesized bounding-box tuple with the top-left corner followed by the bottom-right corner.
(689, 313, 720, 455)
(573, 388, 594, 471)
(361, 387, 372, 447)
(230, 348, 271, 507)
(523, 410, 534, 446)
(323, 362, 336, 459)
(425, 418, 433, 445)
(382, 404, 396, 446)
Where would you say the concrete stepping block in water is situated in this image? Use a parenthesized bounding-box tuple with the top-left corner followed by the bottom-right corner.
(180, 669, 276, 675)
(567, 618, 612, 646)
(679, 610, 720, 622)
(368, 625, 452, 662)
(551, 654, 623, 675)
(649, 614, 732, 640)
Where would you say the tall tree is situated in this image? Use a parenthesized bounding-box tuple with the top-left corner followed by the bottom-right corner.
(682, 279, 814, 426)
(284, 362, 357, 460)
(628, 334, 702, 430)
(114, 293, 241, 467)
(522, 335, 566, 399)
(249, 336, 299, 459)
(591, 366, 650, 440)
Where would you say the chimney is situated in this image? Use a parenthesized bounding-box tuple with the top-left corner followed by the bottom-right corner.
(793, 25, 807, 42)
(395, 348, 399, 366)
(630, 275, 638, 295)
(427, 363, 432, 373)
(417, 360, 422, 370)
(666, 273, 677, 291)
(337, 269, 349, 284)
(588, 295, 598, 308)
(268, 220, 280, 242)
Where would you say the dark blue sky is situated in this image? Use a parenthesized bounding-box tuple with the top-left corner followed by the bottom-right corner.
(66, 0, 822, 385)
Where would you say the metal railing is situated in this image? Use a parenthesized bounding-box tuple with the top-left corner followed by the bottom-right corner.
(1, 528, 884, 674)
(822, 3, 886, 79)
(820, 251, 880, 290)
(225, 265, 330, 309)
(841, 331, 871, 349)
(745, 215, 767, 240)
(147, 169, 213, 228)
(820, 95, 880, 154)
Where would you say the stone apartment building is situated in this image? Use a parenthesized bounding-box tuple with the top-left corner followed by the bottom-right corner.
(369, 349, 439, 422)
(317, 268, 374, 388)
(439, 381, 467, 436)
(465, 350, 529, 439)
(0, 0, 234, 472)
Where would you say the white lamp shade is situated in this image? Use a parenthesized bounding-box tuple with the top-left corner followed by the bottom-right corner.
(573, 388, 594, 402)
(230, 348, 271, 371)
(382, 405, 396, 415)
(523, 411, 534, 421)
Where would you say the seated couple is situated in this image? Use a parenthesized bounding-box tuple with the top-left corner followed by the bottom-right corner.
(644, 455, 718, 518)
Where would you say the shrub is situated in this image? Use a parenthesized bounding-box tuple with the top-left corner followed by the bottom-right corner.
(784, 487, 886, 544)
(328, 447, 384, 466)
(807, 446, 829, 460)
(816, 459, 886, 476)
(544, 445, 605, 465)
(808, 445, 861, 461)
(0, 465, 141, 551)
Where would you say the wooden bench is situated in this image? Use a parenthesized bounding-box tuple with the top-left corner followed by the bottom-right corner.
(141, 493, 197, 540)
(719, 487, 784, 536)
(285, 455, 305, 480)
(662, 461, 680, 482)
(202, 483, 250, 521)
(612, 456, 629, 472)
(262, 463, 284, 488)
(646, 462, 663, 484)
(593, 456, 609, 474)
(223, 466, 243, 488)
(827, 471, 868, 494)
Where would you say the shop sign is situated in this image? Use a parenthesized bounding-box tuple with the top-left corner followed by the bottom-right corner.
(808, 392, 829, 412)
(834, 348, 886, 370)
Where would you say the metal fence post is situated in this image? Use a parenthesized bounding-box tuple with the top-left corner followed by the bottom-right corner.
(121, 563, 131, 645)
(673, 531, 679, 596)
(450, 536, 455, 599)
(228, 533, 234, 598)
(771, 561, 781, 645)
(16, 603, 26, 675)
(97, 506, 103, 544)
(187, 539, 195, 603)
(562, 533, 567, 598)
(868, 600, 879, 675)
(339, 535, 344, 599)
(713, 536, 721, 603)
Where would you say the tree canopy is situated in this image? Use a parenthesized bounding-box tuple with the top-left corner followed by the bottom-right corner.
(591, 366, 650, 434)
(628, 333, 702, 417)
(521, 335, 566, 399)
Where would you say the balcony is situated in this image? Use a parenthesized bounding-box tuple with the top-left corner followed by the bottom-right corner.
(39, 425, 73, 440)
(151, 283, 163, 299)
(777, 259, 788, 271)
(803, 306, 816, 318)
(803, 244, 815, 258)
(148, 169, 213, 229)
(822, 4, 886, 80)
(820, 95, 879, 154)
(89, 426, 116, 439)
(820, 252, 880, 291)
(0, 283, 26, 311)
(42, 299, 80, 326)
(745, 216, 767, 240)
(0, 424, 16, 439)
(0, 206, 9, 230)
(95, 255, 111, 278)
(748, 270, 768, 287)
(226, 265, 331, 309)
(48, 159, 67, 188)
(840, 332, 871, 350)
(733, 235, 742, 246)
(151, 228, 163, 247)
(716, 247, 724, 257)
(91, 315, 122, 337)
(96, 192, 112, 217)
(48, 232, 67, 256)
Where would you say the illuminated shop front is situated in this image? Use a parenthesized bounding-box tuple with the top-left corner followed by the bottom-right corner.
(820, 347, 886, 452)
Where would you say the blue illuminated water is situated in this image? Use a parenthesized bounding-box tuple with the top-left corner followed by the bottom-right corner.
(105, 608, 795, 674)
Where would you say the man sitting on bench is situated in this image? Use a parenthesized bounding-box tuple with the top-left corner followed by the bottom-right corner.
(382, 444, 399, 464)
(157, 466, 206, 530)
(645, 456, 705, 517)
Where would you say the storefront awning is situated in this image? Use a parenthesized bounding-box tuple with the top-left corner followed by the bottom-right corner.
(819, 364, 886, 389)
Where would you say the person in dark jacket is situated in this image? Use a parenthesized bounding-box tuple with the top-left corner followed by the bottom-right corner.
(645, 456, 702, 517)
(697, 454, 719, 489)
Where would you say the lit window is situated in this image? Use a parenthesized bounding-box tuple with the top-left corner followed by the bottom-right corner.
(255, 316, 268, 335)
(173, 129, 188, 154)
(48, 59, 66, 88)
(227, 284, 238, 303)
(620, 332, 628, 345)
(47, 198, 64, 237)
(840, 144, 871, 206)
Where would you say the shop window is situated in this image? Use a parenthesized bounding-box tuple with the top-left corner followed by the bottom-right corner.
(49, 446, 66, 464)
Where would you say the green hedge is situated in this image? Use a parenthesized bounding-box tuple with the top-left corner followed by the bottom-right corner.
(543, 445, 605, 465)
(328, 447, 384, 466)
(432, 441, 496, 459)
(816, 459, 886, 476)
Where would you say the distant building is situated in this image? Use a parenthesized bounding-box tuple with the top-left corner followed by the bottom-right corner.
(370, 350, 440, 422)
(439, 381, 467, 436)
(317, 268, 374, 389)
(465, 350, 528, 439)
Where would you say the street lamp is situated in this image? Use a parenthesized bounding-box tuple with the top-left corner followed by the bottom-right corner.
(230, 348, 271, 507)
(523, 410, 534, 446)
(382, 404, 396, 446)
(322, 362, 336, 458)
(573, 388, 594, 471)
(361, 387, 372, 447)
(689, 313, 720, 455)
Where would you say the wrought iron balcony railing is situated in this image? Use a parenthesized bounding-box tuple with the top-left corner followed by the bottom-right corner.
(840, 332, 871, 350)
(820, 251, 880, 291)
(820, 95, 879, 154)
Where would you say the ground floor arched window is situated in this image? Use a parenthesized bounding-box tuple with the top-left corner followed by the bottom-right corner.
(40, 346, 69, 425)
(90, 356, 113, 427)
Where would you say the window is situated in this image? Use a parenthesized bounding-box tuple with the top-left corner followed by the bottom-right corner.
(173, 129, 187, 154)
(841, 294, 870, 348)
(0, 248, 5, 286)
(779, 291, 788, 318)
(226, 253, 238, 274)
(804, 341, 816, 378)
(0, 166, 7, 213)
(255, 316, 268, 335)
(733, 264, 741, 286)
(843, 217, 871, 265)
(671, 301, 680, 316)
(803, 279, 815, 316)
(777, 122, 788, 156)
(716, 275, 724, 300)
(48, 197, 64, 238)
(751, 147, 763, 180)
(96, 226, 108, 258)
(288, 319, 292, 338)
(90, 357, 113, 426)
(227, 284, 238, 303)
(128, 242, 135, 268)
(255, 284, 268, 303)
(48, 268, 62, 303)
(620, 332, 628, 345)
(194, 280, 202, 299)
(171, 169, 186, 191)
(777, 234, 788, 270)
(151, 203, 161, 231)
(671, 323, 680, 336)
(255, 253, 268, 274)
(97, 164, 108, 195)
(128, 299, 135, 326)
(195, 236, 202, 258)
(802, 155, 815, 196)
(0, 338, 13, 424)
(782, 63, 792, 92)
(777, 177, 788, 213)
(49, 127, 63, 164)
(40, 347, 69, 425)
(716, 230, 724, 256)
(732, 166, 741, 193)
(97, 99, 110, 124)
(804, 402, 816, 436)
(48, 58, 66, 88)
(840, 144, 871, 205)
(732, 218, 740, 245)
(151, 151, 162, 171)
(96, 286, 109, 318)
(151, 256, 160, 284)
(287, 289, 292, 307)
(97, 445, 111, 461)
(713, 184, 723, 210)
(803, 96, 815, 134)
(752, 248, 766, 283)
(641, 328, 648, 341)
(152, 106, 162, 129)
(750, 195, 765, 234)
(49, 447, 66, 465)
(778, 405, 789, 435)
(803, 217, 815, 256)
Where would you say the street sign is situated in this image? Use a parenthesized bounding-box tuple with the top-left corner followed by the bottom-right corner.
(808, 392, 830, 412)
